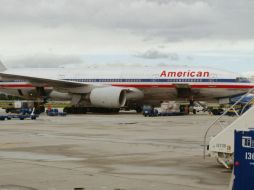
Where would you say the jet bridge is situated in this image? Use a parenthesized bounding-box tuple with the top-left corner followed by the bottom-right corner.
(204, 88, 254, 168)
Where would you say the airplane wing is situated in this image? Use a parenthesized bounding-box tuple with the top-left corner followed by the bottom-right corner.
(0, 72, 135, 94)
(0, 72, 92, 93)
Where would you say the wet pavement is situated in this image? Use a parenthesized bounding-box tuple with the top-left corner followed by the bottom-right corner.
(0, 111, 233, 190)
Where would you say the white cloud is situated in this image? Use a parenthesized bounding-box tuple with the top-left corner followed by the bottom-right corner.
(1, 0, 253, 41)
(0, 0, 253, 71)
(5, 54, 84, 68)
(135, 49, 179, 60)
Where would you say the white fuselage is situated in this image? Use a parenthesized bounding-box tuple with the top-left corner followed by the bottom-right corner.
(0, 66, 253, 106)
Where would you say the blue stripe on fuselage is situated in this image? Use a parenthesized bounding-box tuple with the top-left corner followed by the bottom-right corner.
(62, 78, 251, 83)
(0, 78, 251, 83)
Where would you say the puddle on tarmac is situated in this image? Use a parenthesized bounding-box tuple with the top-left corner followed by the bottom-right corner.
(0, 151, 84, 161)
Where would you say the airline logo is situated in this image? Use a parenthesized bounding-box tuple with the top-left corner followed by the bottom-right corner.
(160, 70, 210, 78)
(242, 136, 254, 149)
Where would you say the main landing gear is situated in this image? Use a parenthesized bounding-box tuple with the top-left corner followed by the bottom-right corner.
(63, 106, 120, 114)
(188, 99, 196, 114)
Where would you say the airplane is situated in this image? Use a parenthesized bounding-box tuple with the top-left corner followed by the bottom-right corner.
(0, 61, 253, 113)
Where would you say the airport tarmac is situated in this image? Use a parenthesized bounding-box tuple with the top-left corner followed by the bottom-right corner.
(0, 111, 234, 190)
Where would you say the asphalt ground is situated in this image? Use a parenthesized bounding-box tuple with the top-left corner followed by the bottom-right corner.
(0, 110, 234, 190)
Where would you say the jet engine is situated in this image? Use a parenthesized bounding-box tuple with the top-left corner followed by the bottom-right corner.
(90, 87, 127, 108)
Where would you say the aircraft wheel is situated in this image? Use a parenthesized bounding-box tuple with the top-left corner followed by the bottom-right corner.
(136, 107, 142, 113)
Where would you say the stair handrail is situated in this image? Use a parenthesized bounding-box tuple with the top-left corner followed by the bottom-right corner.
(203, 88, 254, 159)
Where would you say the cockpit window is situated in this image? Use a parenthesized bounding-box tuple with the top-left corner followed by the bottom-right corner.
(236, 77, 251, 83)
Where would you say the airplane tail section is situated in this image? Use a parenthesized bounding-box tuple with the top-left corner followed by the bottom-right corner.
(0, 60, 6, 71)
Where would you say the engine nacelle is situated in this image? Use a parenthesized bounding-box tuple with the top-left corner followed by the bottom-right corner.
(90, 87, 127, 108)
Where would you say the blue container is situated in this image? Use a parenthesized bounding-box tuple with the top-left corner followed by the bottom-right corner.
(234, 130, 254, 190)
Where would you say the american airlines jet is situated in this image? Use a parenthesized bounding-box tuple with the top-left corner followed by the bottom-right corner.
(0, 61, 253, 113)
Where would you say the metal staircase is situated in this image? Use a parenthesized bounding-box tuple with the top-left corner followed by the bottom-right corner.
(203, 88, 254, 168)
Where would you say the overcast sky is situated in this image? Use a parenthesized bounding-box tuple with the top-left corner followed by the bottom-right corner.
(0, 0, 254, 75)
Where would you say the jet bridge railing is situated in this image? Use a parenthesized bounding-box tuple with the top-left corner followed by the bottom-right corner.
(203, 88, 254, 159)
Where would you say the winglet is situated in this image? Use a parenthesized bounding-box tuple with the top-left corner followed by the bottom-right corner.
(0, 60, 6, 71)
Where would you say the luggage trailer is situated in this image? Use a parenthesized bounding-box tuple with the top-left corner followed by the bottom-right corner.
(0, 108, 38, 120)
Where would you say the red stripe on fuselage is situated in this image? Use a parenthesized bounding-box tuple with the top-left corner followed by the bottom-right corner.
(190, 84, 254, 89)
(0, 84, 34, 88)
(112, 84, 254, 89)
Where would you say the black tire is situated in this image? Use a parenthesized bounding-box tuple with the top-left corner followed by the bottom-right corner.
(80, 107, 87, 114)
(63, 107, 68, 113)
(136, 107, 143, 113)
(112, 108, 120, 113)
(31, 116, 36, 120)
(212, 109, 219, 115)
(40, 106, 45, 113)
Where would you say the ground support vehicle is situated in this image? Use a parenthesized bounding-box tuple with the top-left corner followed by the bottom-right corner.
(0, 114, 37, 120)
(142, 106, 158, 117)
(142, 105, 186, 117)
(46, 109, 67, 116)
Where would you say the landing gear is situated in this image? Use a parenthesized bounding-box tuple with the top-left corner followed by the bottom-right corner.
(189, 99, 196, 114)
(63, 107, 120, 114)
(34, 102, 45, 114)
(63, 106, 87, 114)
(88, 107, 120, 113)
(135, 107, 143, 113)
(124, 102, 143, 114)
